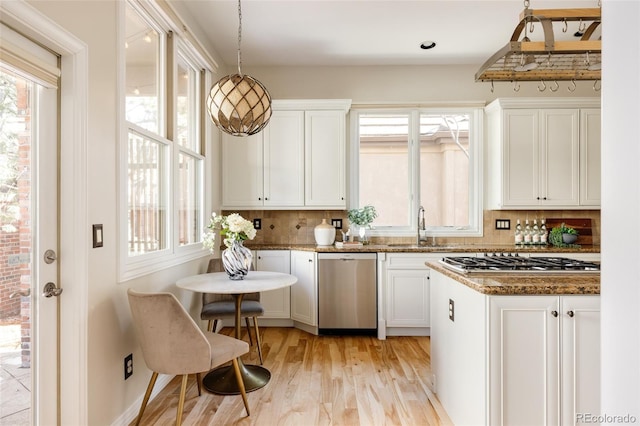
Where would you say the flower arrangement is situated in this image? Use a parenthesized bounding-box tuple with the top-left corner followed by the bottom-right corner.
(347, 205, 378, 227)
(202, 212, 257, 251)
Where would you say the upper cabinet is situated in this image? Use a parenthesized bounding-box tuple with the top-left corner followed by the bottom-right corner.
(222, 99, 351, 210)
(486, 98, 601, 210)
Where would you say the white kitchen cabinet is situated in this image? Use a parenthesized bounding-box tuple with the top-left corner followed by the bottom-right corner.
(580, 108, 601, 206)
(381, 253, 472, 337)
(290, 250, 317, 327)
(489, 294, 600, 426)
(486, 98, 600, 210)
(221, 110, 304, 208)
(255, 250, 291, 319)
(221, 100, 351, 210)
(304, 110, 346, 208)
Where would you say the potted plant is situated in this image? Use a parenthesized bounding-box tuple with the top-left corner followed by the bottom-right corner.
(549, 223, 579, 246)
(347, 205, 378, 244)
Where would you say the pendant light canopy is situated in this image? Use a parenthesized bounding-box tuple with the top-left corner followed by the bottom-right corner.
(206, 0, 272, 137)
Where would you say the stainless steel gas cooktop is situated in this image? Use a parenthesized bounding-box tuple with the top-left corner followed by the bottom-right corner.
(440, 254, 600, 275)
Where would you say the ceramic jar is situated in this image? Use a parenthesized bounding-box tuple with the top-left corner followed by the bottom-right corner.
(314, 219, 336, 246)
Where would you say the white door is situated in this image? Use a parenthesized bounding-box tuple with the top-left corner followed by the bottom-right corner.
(0, 26, 61, 425)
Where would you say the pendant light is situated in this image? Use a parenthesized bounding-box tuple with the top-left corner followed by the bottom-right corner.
(206, 0, 272, 137)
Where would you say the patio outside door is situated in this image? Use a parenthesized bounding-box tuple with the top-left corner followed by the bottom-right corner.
(1, 26, 61, 425)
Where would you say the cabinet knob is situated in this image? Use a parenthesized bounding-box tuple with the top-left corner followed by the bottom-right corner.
(567, 310, 574, 317)
(537, 197, 540, 200)
(308, 259, 313, 263)
(265, 197, 268, 200)
(543, 197, 547, 200)
(258, 197, 262, 200)
(551, 310, 559, 317)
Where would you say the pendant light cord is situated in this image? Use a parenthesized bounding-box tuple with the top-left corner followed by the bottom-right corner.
(237, 0, 243, 76)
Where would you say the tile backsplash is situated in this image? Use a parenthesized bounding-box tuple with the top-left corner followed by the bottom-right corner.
(224, 209, 601, 246)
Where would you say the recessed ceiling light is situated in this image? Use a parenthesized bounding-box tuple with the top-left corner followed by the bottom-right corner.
(420, 41, 436, 50)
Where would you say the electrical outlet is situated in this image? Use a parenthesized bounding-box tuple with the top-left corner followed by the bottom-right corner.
(253, 218, 261, 230)
(495, 219, 511, 230)
(331, 219, 342, 229)
(124, 353, 133, 380)
(449, 299, 455, 322)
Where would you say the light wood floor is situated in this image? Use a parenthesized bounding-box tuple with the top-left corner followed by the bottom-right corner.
(131, 327, 452, 426)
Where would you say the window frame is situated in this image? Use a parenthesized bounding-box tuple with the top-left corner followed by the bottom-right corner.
(349, 106, 484, 238)
(119, 0, 213, 281)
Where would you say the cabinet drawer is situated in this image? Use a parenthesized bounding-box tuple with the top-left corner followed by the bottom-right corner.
(386, 253, 473, 269)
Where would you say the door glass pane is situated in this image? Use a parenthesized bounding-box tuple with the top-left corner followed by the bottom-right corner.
(419, 113, 470, 227)
(127, 131, 167, 255)
(177, 152, 201, 246)
(358, 113, 410, 227)
(0, 68, 32, 424)
(125, 3, 161, 134)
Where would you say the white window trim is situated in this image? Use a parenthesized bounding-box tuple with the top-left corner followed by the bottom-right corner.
(349, 107, 484, 238)
(118, 0, 211, 282)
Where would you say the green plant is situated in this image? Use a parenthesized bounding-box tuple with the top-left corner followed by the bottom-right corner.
(347, 205, 378, 227)
(549, 223, 579, 247)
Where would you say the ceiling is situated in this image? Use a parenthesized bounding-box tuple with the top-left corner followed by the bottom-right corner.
(173, 0, 600, 68)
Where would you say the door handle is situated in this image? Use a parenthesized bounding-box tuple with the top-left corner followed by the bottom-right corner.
(42, 282, 63, 298)
(10, 289, 30, 299)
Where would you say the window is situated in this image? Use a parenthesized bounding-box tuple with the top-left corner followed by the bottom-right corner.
(351, 108, 482, 237)
(122, 1, 209, 279)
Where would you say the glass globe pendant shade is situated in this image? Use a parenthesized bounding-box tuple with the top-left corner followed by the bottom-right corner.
(206, 73, 272, 136)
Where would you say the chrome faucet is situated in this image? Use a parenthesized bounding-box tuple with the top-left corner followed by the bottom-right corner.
(417, 206, 427, 245)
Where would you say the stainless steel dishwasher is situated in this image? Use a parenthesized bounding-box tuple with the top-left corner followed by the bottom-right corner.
(317, 252, 377, 335)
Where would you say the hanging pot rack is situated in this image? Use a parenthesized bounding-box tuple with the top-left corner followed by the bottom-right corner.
(475, 5, 601, 85)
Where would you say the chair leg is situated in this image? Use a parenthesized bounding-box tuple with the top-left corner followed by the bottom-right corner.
(253, 316, 264, 365)
(245, 317, 253, 346)
(207, 320, 213, 332)
(134, 371, 158, 426)
(175, 374, 189, 426)
(231, 358, 250, 416)
(196, 372, 202, 396)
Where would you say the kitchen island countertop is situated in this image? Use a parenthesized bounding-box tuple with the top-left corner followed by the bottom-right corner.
(427, 261, 600, 295)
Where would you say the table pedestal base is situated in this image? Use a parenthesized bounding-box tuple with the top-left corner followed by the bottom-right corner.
(203, 360, 271, 395)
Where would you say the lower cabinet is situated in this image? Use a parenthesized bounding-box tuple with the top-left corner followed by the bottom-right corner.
(489, 294, 600, 425)
(255, 250, 291, 319)
(290, 250, 317, 327)
(430, 269, 600, 425)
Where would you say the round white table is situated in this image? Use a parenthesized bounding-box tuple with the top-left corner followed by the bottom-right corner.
(176, 270, 297, 395)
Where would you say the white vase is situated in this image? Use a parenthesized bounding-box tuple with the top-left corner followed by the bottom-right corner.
(221, 240, 252, 280)
(314, 219, 336, 246)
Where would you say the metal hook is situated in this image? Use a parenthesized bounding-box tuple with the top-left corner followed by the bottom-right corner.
(547, 52, 552, 67)
(578, 19, 586, 33)
(568, 79, 577, 92)
(529, 20, 535, 33)
(513, 81, 520, 92)
(593, 80, 601, 92)
(562, 19, 568, 33)
(537, 80, 546, 92)
(549, 81, 559, 92)
(490, 80, 495, 93)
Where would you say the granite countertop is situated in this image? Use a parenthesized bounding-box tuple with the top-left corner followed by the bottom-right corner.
(245, 243, 601, 254)
(427, 261, 600, 295)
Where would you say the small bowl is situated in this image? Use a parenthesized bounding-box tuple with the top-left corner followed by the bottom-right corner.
(562, 233, 578, 244)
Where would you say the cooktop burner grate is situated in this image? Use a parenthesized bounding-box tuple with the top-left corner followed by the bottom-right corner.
(440, 255, 600, 274)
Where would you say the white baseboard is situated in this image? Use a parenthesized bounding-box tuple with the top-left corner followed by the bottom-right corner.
(110, 373, 174, 426)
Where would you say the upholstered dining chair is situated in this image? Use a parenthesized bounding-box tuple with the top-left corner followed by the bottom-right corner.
(127, 289, 250, 426)
(201, 258, 265, 364)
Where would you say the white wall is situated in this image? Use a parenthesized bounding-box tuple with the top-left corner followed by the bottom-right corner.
(601, 0, 640, 420)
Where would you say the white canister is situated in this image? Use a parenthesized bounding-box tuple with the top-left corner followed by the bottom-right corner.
(314, 219, 336, 246)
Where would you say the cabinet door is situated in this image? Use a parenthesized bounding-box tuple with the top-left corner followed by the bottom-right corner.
(385, 269, 430, 327)
(263, 111, 305, 207)
(489, 296, 560, 426)
(561, 296, 600, 426)
(502, 109, 539, 206)
(540, 109, 580, 206)
(256, 250, 291, 319)
(580, 109, 601, 206)
(290, 250, 317, 326)
(221, 132, 263, 207)
(304, 110, 346, 207)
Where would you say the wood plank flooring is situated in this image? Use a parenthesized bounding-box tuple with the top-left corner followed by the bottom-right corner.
(131, 327, 452, 426)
